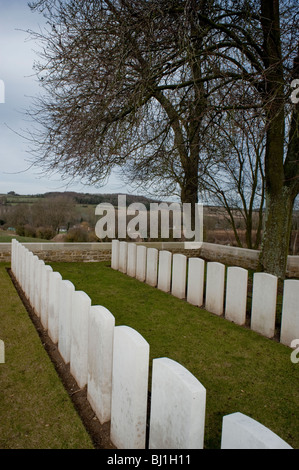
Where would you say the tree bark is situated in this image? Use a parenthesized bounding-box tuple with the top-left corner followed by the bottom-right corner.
(257, 0, 295, 278)
(259, 187, 295, 278)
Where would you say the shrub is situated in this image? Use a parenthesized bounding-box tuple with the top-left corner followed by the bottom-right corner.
(36, 226, 56, 240)
(24, 225, 36, 238)
(87, 230, 99, 242)
(16, 225, 25, 237)
(65, 226, 89, 242)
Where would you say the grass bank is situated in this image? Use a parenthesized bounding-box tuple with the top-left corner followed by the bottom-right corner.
(50, 261, 299, 450)
(0, 232, 51, 243)
(0, 263, 94, 449)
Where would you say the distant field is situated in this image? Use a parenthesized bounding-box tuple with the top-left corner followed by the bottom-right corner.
(0, 231, 51, 243)
(1, 192, 298, 253)
(3, 194, 44, 205)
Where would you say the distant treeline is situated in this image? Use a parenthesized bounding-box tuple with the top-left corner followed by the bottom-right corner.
(3, 191, 161, 208)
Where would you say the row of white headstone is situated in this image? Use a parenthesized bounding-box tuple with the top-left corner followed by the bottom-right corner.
(10, 239, 292, 449)
(111, 240, 299, 347)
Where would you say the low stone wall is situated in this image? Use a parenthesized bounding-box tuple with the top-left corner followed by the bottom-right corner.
(0, 242, 111, 263)
(198, 243, 299, 278)
(0, 241, 199, 263)
(199, 242, 259, 270)
(135, 241, 299, 278)
(286, 256, 299, 278)
(1, 240, 299, 277)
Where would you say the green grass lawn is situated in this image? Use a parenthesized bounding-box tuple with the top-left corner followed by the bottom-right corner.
(1, 258, 298, 449)
(48, 261, 299, 450)
(0, 263, 94, 449)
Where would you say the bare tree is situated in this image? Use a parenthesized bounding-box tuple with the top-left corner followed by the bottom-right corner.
(8, 203, 32, 228)
(202, 108, 266, 249)
(27, 0, 299, 277)
(196, 0, 299, 278)
(26, 0, 232, 214)
(31, 195, 76, 232)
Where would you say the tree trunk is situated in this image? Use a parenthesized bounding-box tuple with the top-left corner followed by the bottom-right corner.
(257, 0, 289, 278)
(258, 187, 295, 279)
(180, 163, 199, 232)
(180, 170, 199, 206)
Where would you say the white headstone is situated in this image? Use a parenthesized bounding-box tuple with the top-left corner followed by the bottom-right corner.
(136, 245, 147, 282)
(251, 272, 277, 338)
(15, 241, 21, 281)
(186, 258, 205, 307)
(15, 241, 20, 285)
(70, 290, 91, 389)
(127, 243, 137, 277)
(40, 265, 53, 330)
(157, 250, 172, 293)
(171, 254, 187, 299)
(280, 279, 299, 347)
(149, 357, 206, 449)
(34, 259, 45, 317)
(32, 255, 40, 312)
(25, 251, 33, 299)
(205, 262, 225, 315)
(88, 305, 115, 424)
(47, 271, 62, 344)
(221, 412, 292, 449)
(26, 251, 32, 300)
(146, 248, 158, 287)
(111, 239, 120, 270)
(58, 279, 75, 364)
(19, 243, 25, 285)
(19, 245, 26, 290)
(20, 244, 25, 284)
(110, 326, 149, 449)
(29, 255, 39, 307)
(118, 241, 128, 273)
(225, 267, 248, 325)
(11, 238, 17, 275)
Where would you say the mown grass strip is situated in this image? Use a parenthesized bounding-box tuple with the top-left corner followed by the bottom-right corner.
(50, 261, 299, 450)
(0, 263, 94, 449)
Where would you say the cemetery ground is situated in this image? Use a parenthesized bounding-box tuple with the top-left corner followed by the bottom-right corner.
(0, 261, 298, 449)
(0, 262, 96, 449)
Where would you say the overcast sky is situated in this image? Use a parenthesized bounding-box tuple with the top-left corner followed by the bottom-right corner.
(0, 0, 134, 196)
